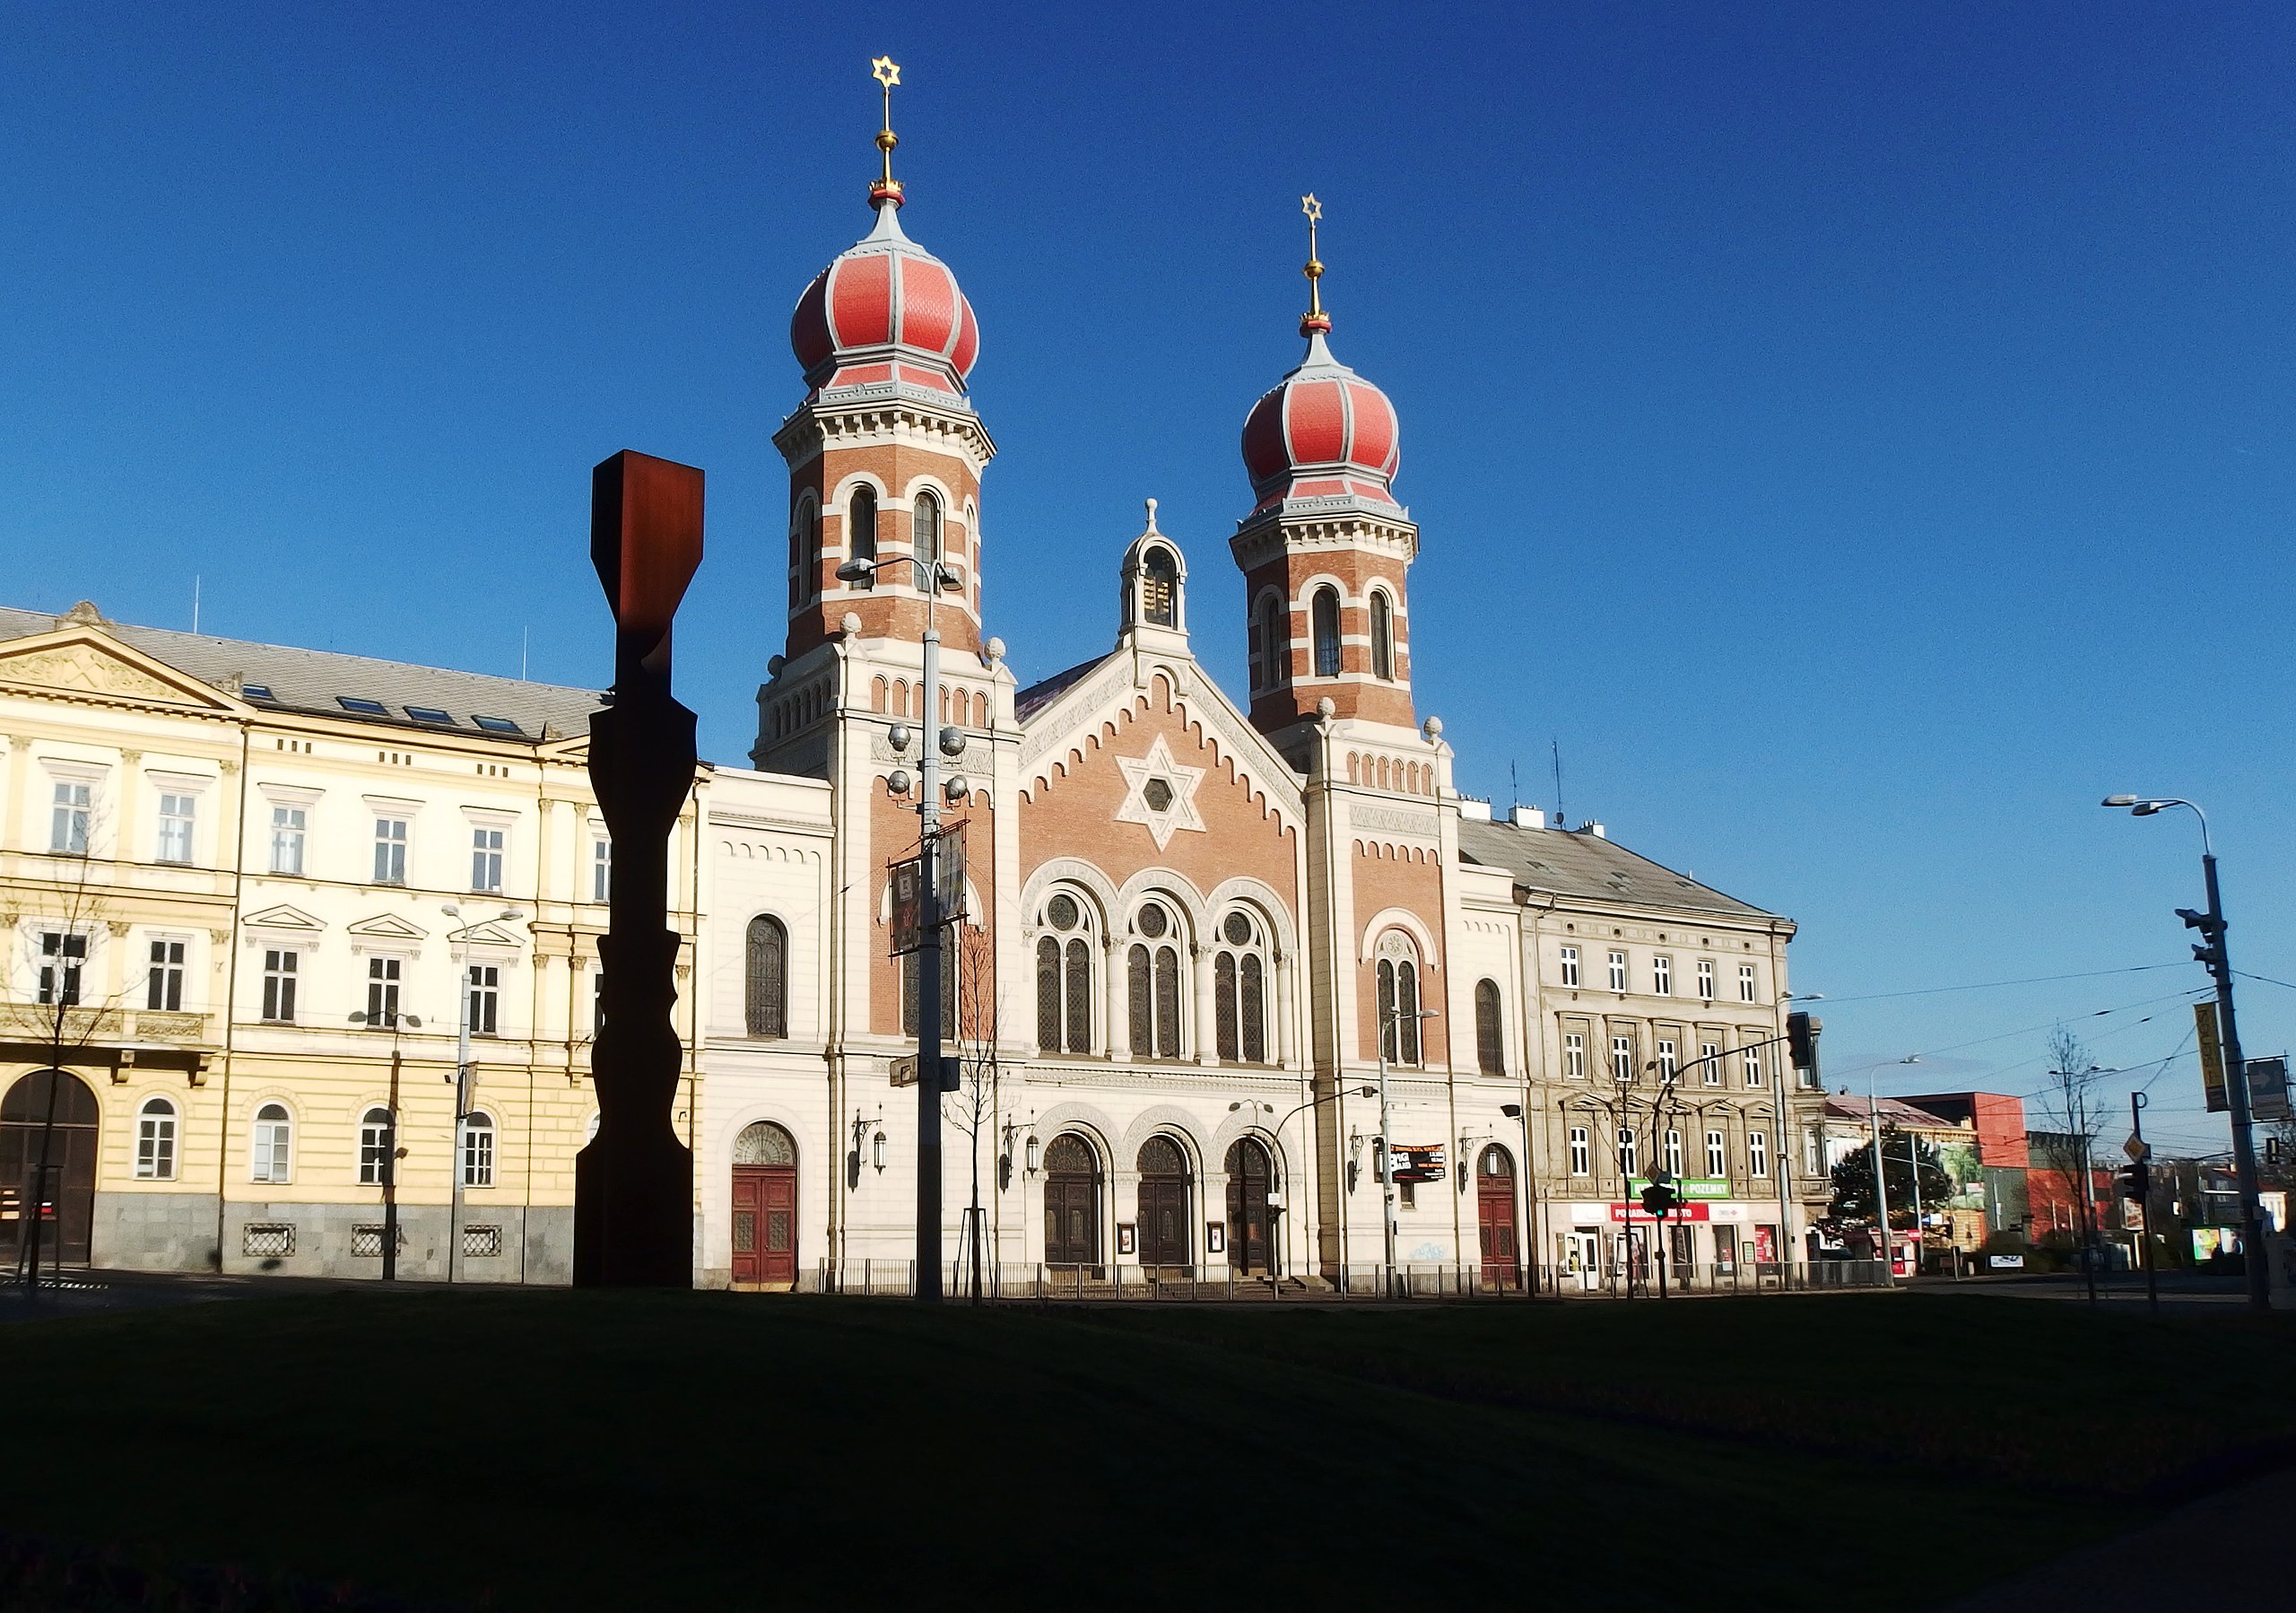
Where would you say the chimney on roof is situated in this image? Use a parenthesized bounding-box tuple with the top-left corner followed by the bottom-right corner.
(1576, 820, 1606, 839)
(1509, 805, 1544, 828)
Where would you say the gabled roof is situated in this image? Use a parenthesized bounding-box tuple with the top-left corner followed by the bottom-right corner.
(1457, 815, 1781, 922)
(1823, 1095, 1961, 1129)
(0, 604, 604, 741)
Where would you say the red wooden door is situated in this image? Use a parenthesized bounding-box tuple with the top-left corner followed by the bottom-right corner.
(1476, 1175, 1520, 1288)
(732, 1165, 797, 1286)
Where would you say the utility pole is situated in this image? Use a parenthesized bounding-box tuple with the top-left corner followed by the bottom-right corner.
(1867, 1079, 1894, 1287)
(2131, 1092, 2159, 1316)
(382, 1038, 402, 1283)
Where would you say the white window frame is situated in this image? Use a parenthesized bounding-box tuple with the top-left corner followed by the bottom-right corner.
(1696, 959, 1715, 1000)
(1562, 1031, 1586, 1080)
(1706, 1129, 1726, 1179)
(135, 1098, 178, 1181)
(1652, 955, 1672, 997)
(269, 804, 307, 876)
(1656, 1038, 1678, 1081)
(365, 955, 404, 1025)
(1743, 1044, 1765, 1088)
(250, 1103, 293, 1184)
(1616, 1128, 1638, 1178)
(1749, 1129, 1770, 1179)
(373, 816, 409, 885)
(261, 948, 300, 1024)
(49, 777, 93, 855)
(1663, 1129, 1683, 1178)
(466, 963, 500, 1037)
(1739, 963, 1758, 1003)
(469, 824, 506, 894)
(145, 936, 187, 1012)
(37, 929, 89, 1006)
(1568, 1126, 1589, 1176)
(358, 1106, 392, 1186)
(156, 792, 197, 865)
(462, 1111, 496, 1187)
(1700, 1040, 1722, 1086)
(592, 836, 612, 903)
(1558, 945, 1579, 989)
(1610, 1034, 1633, 1083)
(1606, 951, 1627, 993)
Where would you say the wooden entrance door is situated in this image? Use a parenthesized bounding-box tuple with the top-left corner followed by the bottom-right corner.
(0, 1070, 100, 1269)
(1136, 1135, 1190, 1273)
(1042, 1133, 1100, 1271)
(730, 1120, 798, 1286)
(1224, 1138, 1274, 1275)
(1475, 1145, 1520, 1288)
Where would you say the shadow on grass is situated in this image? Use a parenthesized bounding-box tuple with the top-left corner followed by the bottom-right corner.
(0, 1290, 2170, 1610)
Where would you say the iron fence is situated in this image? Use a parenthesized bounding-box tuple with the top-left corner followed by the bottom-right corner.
(802, 1257, 1892, 1300)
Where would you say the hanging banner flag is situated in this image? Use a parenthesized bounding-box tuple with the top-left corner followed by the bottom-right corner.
(2196, 1001, 2229, 1114)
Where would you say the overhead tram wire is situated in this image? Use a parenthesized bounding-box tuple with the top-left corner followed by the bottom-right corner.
(1822, 983, 2214, 1087)
(1810, 962, 2190, 1007)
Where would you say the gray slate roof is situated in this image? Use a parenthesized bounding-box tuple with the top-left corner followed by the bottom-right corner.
(1013, 654, 1108, 722)
(1457, 815, 1781, 922)
(0, 604, 604, 742)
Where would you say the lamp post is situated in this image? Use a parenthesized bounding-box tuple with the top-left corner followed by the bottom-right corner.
(838, 551, 967, 1302)
(347, 1008, 422, 1281)
(2101, 796, 2266, 1312)
(1235, 1085, 1378, 1282)
(1864, 1055, 1918, 1287)
(1375, 1005, 1440, 1298)
(440, 904, 521, 1285)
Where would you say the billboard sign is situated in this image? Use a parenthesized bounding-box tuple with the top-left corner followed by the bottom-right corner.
(2248, 1055, 2290, 1124)
(1611, 1202, 1710, 1223)
(1628, 1176, 1731, 1201)
(1387, 1144, 1447, 1183)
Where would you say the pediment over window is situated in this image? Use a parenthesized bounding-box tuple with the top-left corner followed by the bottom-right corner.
(345, 913, 429, 942)
(244, 904, 325, 932)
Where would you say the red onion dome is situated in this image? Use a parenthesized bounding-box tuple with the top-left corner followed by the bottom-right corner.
(1239, 330, 1401, 514)
(789, 201, 980, 403)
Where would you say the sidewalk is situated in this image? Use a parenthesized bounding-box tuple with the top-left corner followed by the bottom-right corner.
(1937, 1462, 2296, 1610)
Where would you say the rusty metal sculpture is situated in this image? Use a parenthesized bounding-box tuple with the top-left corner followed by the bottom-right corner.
(577, 449, 703, 1286)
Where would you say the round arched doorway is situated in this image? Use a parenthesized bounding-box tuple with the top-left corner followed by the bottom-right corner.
(1135, 1135, 1191, 1273)
(2, 1069, 100, 1269)
(1476, 1143, 1521, 1288)
(1041, 1133, 1101, 1272)
(731, 1121, 797, 1286)
(1224, 1138, 1277, 1276)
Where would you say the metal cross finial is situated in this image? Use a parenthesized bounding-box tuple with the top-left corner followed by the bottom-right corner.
(870, 57, 904, 202)
(1300, 194, 1329, 334)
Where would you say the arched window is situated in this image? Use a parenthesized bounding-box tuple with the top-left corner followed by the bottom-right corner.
(1034, 892, 1093, 1054)
(790, 498, 819, 610)
(1250, 591, 1286, 692)
(1311, 586, 1342, 678)
(745, 915, 788, 1039)
(1474, 979, 1504, 1076)
(1370, 589, 1395, 681)
(251, 1103, 292, 1184)
(910, 488, 943, 590)
(847, 484, 878, 589)
(358, 1106, 392, 1185)
(1126, 902, 1182, 1059)
(462, 1111, 495, 1188)
(1142, 545, 1178, 627)
(135, 1098, 178, 1181)
(1213, 909, 1270, 1063)
(734, 1120, 797, 1166)
(1043, 1132, 1100, 1268)
(1376, 936, 1422, 1065)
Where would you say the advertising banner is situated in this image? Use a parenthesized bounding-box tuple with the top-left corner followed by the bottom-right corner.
(890, 857, 922, 958)
(1628, 1176, 1731, 1200)
(1388, 1144, 1448, 1183)
(1610, 1202, 1710, 1223)
(2196, 1001, 2229, 1114)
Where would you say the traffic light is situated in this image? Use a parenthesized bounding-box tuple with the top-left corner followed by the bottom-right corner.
(2180, 907, 2227, 972)
(1639, 1181, 1682, 1216)
(1788, 1011, 1821, 1077)
(939, 1056, 963, 1092)
(2118, 1162, 2150, 1203)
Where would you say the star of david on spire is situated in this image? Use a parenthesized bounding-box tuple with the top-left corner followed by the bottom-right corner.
(870, 56, 905, 206)
(1300, 192, 1330, 336)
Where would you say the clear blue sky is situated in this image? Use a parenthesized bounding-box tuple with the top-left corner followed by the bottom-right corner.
(5, 4, 2291, 1154)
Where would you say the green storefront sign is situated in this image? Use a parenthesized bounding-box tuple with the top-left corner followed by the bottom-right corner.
(1628, 1177, 1732, 1201)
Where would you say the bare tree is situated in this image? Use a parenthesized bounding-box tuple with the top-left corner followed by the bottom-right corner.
(944, 920, 1003, 1303)
(2035, 1024, 2109, 1303)
(8, 822, 141, 1289)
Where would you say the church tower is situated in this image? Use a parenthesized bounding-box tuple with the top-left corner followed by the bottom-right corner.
(760, 56, 995, 777)
(1231, 196, 1418, 758)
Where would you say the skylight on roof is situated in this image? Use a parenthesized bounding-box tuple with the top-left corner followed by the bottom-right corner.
(405, 707, 454, 725)
(471, 714, 522, 735)
(337, 697, 388, 715)
(242, 684, 274, 701)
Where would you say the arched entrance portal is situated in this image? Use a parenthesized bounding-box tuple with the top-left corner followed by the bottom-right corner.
(1136, 1135, 1191, 1273)
(1042, 1133, 1101, 1272)
(1476, 1143, 1521, 1289)
(1224, 1138, 1276, 1276)
(731, 1121, 797, 1286)
(2, 1070, 100, 1269)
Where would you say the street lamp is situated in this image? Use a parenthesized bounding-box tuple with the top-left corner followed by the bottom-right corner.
(1863, 1054, 1919, 1287)
(346, 1008, 422, 1280)
(2102, 794, 2267, 1312)
(440, 903, 522, 1285)
(1375, 1004, 1440, 1298)
(1233, 1085, 1378, 1281)
(839, 551, 967, 1302)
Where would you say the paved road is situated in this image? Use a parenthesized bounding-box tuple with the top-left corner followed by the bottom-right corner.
(0, 1267, 446, 1323)
(1938, 1461, 2296, 1610)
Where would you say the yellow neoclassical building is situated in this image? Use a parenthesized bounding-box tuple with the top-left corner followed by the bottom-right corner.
(0, 600, 703, 1281)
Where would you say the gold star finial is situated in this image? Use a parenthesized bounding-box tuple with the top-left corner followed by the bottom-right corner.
(1300, 193, 1330, 336)
(870, 57, 904, 206)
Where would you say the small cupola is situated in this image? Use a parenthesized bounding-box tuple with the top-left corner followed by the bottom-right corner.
(1118, 500, 1188, 644)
